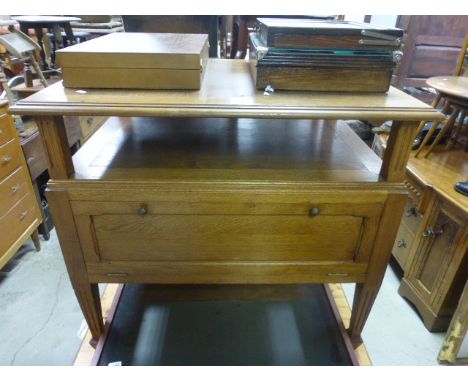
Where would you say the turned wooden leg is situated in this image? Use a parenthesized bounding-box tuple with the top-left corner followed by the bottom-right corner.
(446, 111, 465, 149)
(33, 27, 48, 71)
(412, 94, 443, 148)
(424, 107, 460, 158)
(414, 100, 450, 157)
(230, 18, 239, 59)
(31, 229, 41, 251)
(414, 120, 443, 157)
(63, 23, 75, 47)
(349, 193, 407, 339)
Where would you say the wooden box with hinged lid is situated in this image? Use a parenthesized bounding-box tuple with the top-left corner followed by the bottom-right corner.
(56, 32, 209, 90)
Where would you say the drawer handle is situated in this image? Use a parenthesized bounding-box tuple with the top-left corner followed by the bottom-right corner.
(309, 207, 320, 217)
(27, 156, 35, 165)
(138, 206, 148, 216)
(1, 155, 12, 165)
(397, 239, 407, 248)
(405, 207, 417, 218)
(20, 211, 28, 221)
(11, 184, 20, 194)
(106, 272, 128, 277)
(423, 226, 443, 238)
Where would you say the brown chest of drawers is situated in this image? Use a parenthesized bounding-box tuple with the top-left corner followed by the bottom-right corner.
(0, 101, 42, 269)
(372, 133, 468, 331)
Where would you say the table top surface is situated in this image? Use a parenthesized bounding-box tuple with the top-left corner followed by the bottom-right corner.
(0, 20, 17, 26)
(426, 76, 468, 100)
(12, 15, 81, 24)
(408, 148, 468, 212)
(11, 59, 442, 121)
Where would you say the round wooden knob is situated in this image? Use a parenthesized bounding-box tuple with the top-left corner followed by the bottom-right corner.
(309, 207, 320, 217)
(20, 211, 28, 221)
(2, 155, 12, 165)
(138, 206, 148, 216)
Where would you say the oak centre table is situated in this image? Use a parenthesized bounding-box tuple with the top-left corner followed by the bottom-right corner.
(10, 59, 443, 344)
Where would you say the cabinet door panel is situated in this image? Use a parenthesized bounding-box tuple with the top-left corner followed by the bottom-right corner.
(409, 201, 466, 307)
(418, 211, 459, 292)
(71, 189, 385, 283)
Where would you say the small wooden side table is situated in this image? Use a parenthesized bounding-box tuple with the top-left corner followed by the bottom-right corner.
(11, 15, 81, 69)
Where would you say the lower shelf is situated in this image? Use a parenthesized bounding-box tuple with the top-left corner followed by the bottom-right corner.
(93, 284, 361, 366)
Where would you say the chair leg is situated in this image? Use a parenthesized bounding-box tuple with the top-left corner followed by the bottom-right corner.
(413, 94, 443, 142)
(414, 99, 450, 157)
(424, 107, 460, 158)
(27, 52, 48, 87)
(414, 120, 443, 157)
(31, 229, 41, 251)
(446, 111, 466, 149)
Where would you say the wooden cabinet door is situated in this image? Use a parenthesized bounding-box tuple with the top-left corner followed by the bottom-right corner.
(407, 199, 467, 313)
(394, 15, 468, 97)
(68, 188, 386, 284)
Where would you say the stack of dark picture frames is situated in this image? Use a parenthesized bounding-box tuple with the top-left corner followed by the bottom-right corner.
(249, 18, 403, 92)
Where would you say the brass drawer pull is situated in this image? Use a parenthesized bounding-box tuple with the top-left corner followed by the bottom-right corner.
(138, 206, 148, 216)
(20, 211, 28, 221)
(106, 272, 128, 277)
(397, 239, 407, 248)
(1, 155, 12, 165)
(359, 38, 400, 47)
(11, 184, 20, 194)
(309, 207, 320, 217)
(423, 226, 443, 238)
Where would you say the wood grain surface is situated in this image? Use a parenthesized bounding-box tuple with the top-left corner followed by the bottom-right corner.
(10, 59, 442, 121)
(22, 59, 440, 341)
(68, 117, 384, 183)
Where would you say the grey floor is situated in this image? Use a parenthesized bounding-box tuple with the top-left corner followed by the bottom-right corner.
(0, 229, 446, 366)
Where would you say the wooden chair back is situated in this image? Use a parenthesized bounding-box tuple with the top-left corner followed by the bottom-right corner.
(0, 27, 41, 57)
(454, 33, 468, 76)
